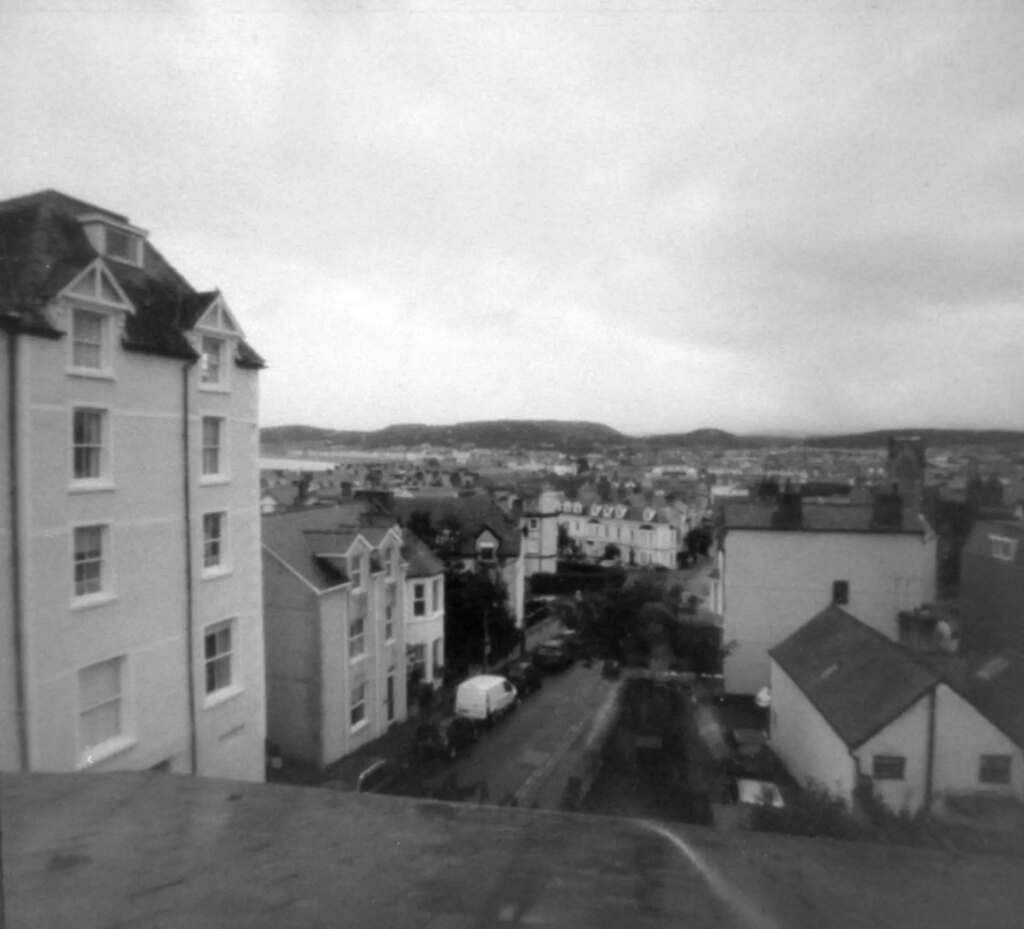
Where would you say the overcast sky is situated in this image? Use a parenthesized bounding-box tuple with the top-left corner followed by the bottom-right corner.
(2, 1, 1022, 436)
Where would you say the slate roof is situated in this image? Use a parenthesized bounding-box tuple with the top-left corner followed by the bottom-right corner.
(403, 535, 445, 578)
(770, 605, 940, 748)
(959, 651, 1024, 749)
(391, 496, 522, 559)
(0, 189, 264, 367)
(963, 519, 1024, 567)
(262, 504, 400, 591)
(724, 501, 927, 534)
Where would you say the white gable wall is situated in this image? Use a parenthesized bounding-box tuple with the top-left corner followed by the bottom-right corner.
(769, 660, 856, 801)
(724, 529, 936, 694)
(854, 696, 931, 813)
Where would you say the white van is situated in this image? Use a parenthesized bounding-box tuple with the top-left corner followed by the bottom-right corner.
(454, 675, 518, 725)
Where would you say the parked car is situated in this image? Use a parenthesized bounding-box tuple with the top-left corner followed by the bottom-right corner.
(725, 728, 775, 780)
(323, 757, 396, 794)
(414, 716, 477, 761)
(533, 637, 574, 672)
(506, 660, 543, 697)
(454, 674, 519, 725)
(728, 777, 785, 808)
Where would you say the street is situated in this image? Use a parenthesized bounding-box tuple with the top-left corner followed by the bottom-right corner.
(426, 661, 621, 808)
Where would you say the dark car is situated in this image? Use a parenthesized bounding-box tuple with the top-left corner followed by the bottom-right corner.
(724, 728, 776, 780)
(323, 756, 396, 793)
(533, 637, 574, 672)
(414, 716, 477, 761)
(506, 660, 543, 697)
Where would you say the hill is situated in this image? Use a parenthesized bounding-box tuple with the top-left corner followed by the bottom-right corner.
(261, 420, 626, 452)
(803, 428, 1024, 450)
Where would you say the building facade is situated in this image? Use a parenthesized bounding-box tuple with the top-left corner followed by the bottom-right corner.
(0, 190, 265, 779)
(262, 506, 408, 767)
(715, 494, 937, 694)
(959, 519, 1024, 653)
(521, 489, 560, 577)
(404, 536, 446, 688)
(557, 498, 679, 567)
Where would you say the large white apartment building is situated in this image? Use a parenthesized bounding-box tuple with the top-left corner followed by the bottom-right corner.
(0, 190, 266, 779)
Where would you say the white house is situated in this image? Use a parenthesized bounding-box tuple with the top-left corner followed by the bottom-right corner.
(0, 190, 265, 780)
(715, 492, 937, 694)
(262, 505, 407, 767)
(770, 606, 1024, 814)
(557, 497, 679, 567)
(521, 489, 561, 577)
(404, 535, 446, 688)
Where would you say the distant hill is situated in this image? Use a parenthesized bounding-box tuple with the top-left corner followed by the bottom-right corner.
(261, 421, 1024, 454)
(261, 420, 626, 452)
(803, 429, 1024, 450)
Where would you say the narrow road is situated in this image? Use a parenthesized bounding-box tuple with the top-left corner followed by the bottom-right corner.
(427, 662, 620, 808)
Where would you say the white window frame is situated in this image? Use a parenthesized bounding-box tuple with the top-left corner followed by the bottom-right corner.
(349, 555, 364, 591)
(478, 543, 497, 564)
(200, 335, 227, 390)
(77, 656, 132, 767)
(203, 619, 240, 706)
(413, 582, 426, 617)
(103, 225, 142, 266)
(70, 307, 110, 373)
(349, 616, 366, 661)
(872, 755, 906, 781)
(979, 754, 1012, 785)
(990, 536, 1018, 562)
(385, 603, 395, 642)
(71, 407, 112, 489)
(201, 416, 227, 480)
(350, 682, 367, 730)
(202, 511, 229, 575)
(72, 523, 112, 605)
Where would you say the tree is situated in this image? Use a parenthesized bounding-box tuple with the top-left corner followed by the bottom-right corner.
(602, 543, 622, 561)
(445, 567, 519, 669)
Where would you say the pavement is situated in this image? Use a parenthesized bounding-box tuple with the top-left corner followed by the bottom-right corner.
(5, 770, 1024, 929)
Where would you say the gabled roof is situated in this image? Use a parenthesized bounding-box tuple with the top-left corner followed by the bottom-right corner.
(958, 651, 1024, 749)
(770, 606, 939, 748)
(0, 189, 264, 367)
(403, 535, 445, 579)
(262, 504, 401, 591)
(391, 496, 522, 559)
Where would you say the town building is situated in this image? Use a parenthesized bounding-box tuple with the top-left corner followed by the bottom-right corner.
(770, 606, 1024, 814)
(714, 492, 937, 694)
(404, 535, 446, 689)
(959, 518, 1024, 653)
(0, 189, 265, 779)
(556, 497, 679, 567)
(261, 505, 407, 767)
(520, 489, 561, 577)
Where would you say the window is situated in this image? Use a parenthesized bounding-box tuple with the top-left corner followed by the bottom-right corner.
(385, 546, 397, 580)
(408, 644, 426, 678)
(990, 536, 1018, 562)
(979, 754, 1012, 785)
(200, 336, 224, 386)
(201, 417, 224, 476)
(349, 616, 365, 659)
(385, 605, 394, 642)
(105, 226, 140, 265)
(349, 555, 363, 590)
(71, 308, 106, 370)
(350, 682, 366, 727)
(528, 518, 538, 530)
(832, 580, 849, 605)
(73, 408, 106, 481)
(78, 657, 124, 759)
(478, 543, 496, 563)
(202, 512, 226, 570)
(73, 525, 106, 598)
(203, 621, 234, 696)
(872, 755, 906, 780)
(413, 582, 426, 617)
(432, 577, 442, 612)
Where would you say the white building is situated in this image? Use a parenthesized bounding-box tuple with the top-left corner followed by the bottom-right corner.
(262, 506, 407, 767)
(521, 489, 561, 577)
(557, 498, 679, 567)
(404, 535, 446, 688)
(0, 189, 266, 779)
(714, 493, 937, 694)
(770, 606, 1024, 814)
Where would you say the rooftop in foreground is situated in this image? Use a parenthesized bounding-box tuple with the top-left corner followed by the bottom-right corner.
(4, 772, 1024, 928)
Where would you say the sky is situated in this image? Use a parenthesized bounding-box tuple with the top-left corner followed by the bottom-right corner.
(2, 0, 1022, 436)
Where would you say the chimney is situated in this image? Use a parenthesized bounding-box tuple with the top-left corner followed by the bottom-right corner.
(871, 491, 903, 530)
(771, 491, 803, 530)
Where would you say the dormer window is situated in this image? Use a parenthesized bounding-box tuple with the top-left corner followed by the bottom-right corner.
(478, 543, 497, 563)
(78, 213, 146, 268)
(201, 336, 224, 386)
(71, 309, 106, 370)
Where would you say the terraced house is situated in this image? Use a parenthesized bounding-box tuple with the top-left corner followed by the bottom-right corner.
(557, 497, 679, 567)
(0, 190, 266, 779)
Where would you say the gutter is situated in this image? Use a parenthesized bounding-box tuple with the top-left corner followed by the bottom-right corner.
(182, 362, 198, 775)
(4, 317, 30, 770)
